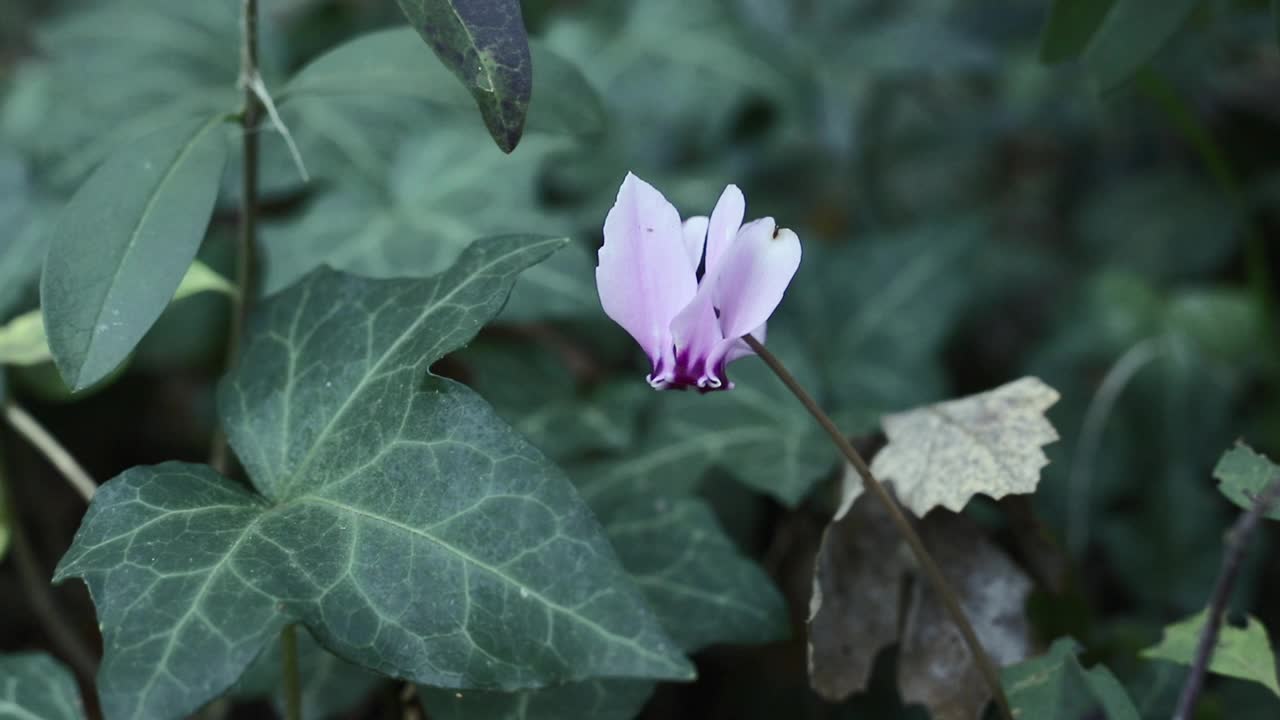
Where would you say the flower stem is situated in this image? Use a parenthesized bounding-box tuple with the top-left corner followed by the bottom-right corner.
(281, 624, 303, 720)
(4, 403, 95, 502)
(743, 336, 1014, 720)
(209, 0, 262, 474)
(1173, 476, 1280, 720)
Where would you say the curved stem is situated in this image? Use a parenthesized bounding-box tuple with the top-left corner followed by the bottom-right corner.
(281, 624, 302, 720)
(209, 0, 262, 475)
(1065, 337, 1165, 555)
(743, 336, 1014, 720)
(4, 404, 95, 502)
(1173, 476, 1280, 720)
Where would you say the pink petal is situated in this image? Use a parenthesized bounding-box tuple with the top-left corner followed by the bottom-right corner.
(705, 185, 744, 277)
(723, 323, 766, 364)
(682, 216, 709, 271)
(707, 220, 800, 363)
(596, 173, 696, 380)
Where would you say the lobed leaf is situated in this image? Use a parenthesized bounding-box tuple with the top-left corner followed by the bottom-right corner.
(1213, 443, 1280, 522)
(0, 653, 86, 720)
(1003, 638, 1139, 720)
(40, 116, 229, 391)
(862, 377, 1060, 516)
(1142, 611, 1280, 697)
(57, 236, 692, 720)
(396, 0, 533, 152)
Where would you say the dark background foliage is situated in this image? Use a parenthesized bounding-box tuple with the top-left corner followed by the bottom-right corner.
(2, 0, 1279, 718)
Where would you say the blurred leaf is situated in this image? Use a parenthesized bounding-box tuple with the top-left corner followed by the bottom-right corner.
(809, 496, 1032, 717)
(1142, 611, 1280, 697)
(598, 496, 788, 652)
(574, 337, 831, 511)
(461, 341, 651, 462)
(1, 1, 244, 189)
(781, 223, 982, 431)
(420, 679, 655, 720)
(1214, 443, 1280, 522)
(0, 653, 86, 720)
(261, 127, 596, 321)
(395, 0, 532, 152)
(1002, 637, 1139, 720)
(235, 628, 382, 719)
(859, 377, 1061, 516)
(1078, 173, 1236, 280)
(1082, 0, 1199, 91)
(282, 28, 603, 141)
(1165, 289, 1265, 364)
(41, 117, 229, 391)
(1039, 0, 1117, 63)
(56, 237, 691, 720)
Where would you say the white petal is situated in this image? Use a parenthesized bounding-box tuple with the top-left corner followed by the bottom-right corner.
(705, 185, 744, 277)
(712, 219, 801, 341)
(682, 216, 709, 271)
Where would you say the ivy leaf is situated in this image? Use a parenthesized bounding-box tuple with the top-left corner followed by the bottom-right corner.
(40, 115, 229, 391)
(1003, 638, 1140, 720)
(1082, 0, 1199, 91)
(395, 0, 532, 152)
(260, 129, 597, 323)
(56, 237, 692, 720)
(1, 261, 233, 368)
(0, 652, 86, 720)
(1038, 0, 1117, 63)
(1142, 611, 1280, 697)
(420, 679, 655, 720)
(858, 377, 1060, 516)
(281, 28, 603, 141)
(1214, 443, 1280, 522)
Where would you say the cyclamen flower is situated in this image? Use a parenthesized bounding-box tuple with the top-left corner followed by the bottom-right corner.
(596, 173, 801, 391)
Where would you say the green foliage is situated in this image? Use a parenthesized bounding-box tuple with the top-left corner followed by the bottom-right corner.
(39, 117, 229, 391)
(1039, 0, 1117, 62)
(1143, 611, 1280, 697)
(396, 0, 532, 152)
(234, 628, 382, 719)
(1002, 638, 1140, 720)
(1214, 444, 1280, 522)
(0, 653, 85, 720)
(56, 238, 691, 720)
(421, 679, 655, 720)
(1082, 0, 1201, 91)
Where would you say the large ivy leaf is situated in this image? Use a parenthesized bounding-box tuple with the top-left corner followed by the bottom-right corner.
(0, 652, 86, 720)
(1082, 0, 1200, 91)
(56, 236, 692, 720)
(396, 0, 533, 152)
(421, 679, 655, 720)
(280, 28, 603, 142)
(0, 151, 47, 322)
(573, 340, 831, 512)
(260, 127, 597, 322)
(40, 116, 229, 391)
(1002, 638, 1139, 720)
(1214, 443, 1280, 522)
(1039, 0, 1117, 63)
(1142, 611, 1280, 697)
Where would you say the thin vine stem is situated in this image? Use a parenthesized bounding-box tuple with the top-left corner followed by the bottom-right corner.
(1173, 476, 1280, 720)
(4, 403, 95, 502)
(209, 0, 262, 475)
(743, 335, 1014, 720)
(281, 624, 302, 720)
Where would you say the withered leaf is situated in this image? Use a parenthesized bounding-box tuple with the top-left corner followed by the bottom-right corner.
(859, 377, 1060, 516)
(808, 495, 1032, 719)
